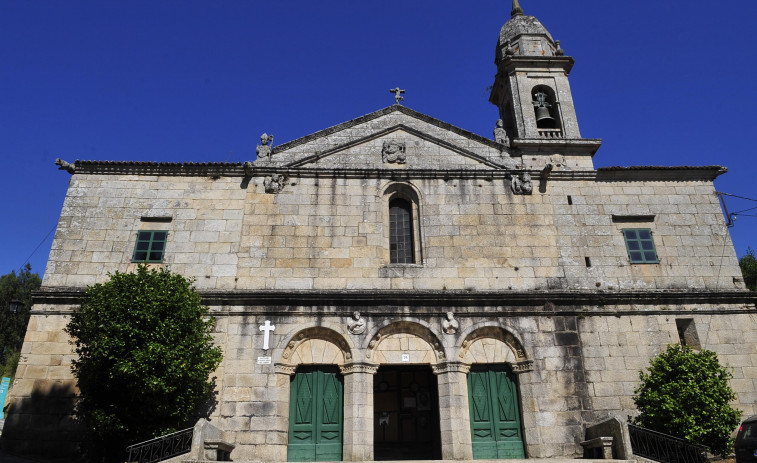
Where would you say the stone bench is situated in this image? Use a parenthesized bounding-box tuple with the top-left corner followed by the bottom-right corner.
(580, 436, 614, 459)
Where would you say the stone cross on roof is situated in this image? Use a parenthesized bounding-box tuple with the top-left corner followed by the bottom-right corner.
(390, 87, 405, 105)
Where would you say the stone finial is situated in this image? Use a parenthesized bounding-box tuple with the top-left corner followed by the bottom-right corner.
(390, 87, 405, 105)
(555, 40, 565, 56)
(55, 158, 75, 174)
(493, 119, 510, 148)
(511, 0, 524, 17)
(256, 133, 274, 160)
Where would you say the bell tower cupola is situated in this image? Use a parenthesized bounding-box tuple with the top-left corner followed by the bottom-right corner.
(490, 0, 598, 152)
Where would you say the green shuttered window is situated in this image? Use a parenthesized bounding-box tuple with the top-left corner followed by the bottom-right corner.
(132, 230, 168, 263)
(623, 228, 658, 264)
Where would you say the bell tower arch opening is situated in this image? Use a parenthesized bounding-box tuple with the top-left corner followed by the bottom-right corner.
(532, 85, 560, 131)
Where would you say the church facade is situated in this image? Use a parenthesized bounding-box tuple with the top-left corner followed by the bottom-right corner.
(4, 2, 757, 461)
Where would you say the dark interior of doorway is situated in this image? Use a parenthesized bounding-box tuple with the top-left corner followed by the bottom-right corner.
(373, 365, 442, 461)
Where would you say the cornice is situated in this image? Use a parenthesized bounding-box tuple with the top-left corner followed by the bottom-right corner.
(33, 287, 757, 316)
(73, 160, 244, 177)
(513, 138, 602, 156)
(271, 105, 503, 155)
(63, 160, 725, 184)
(497, 55, 575, 74)
(596, 166, 727, 182)
(279, 123, 509, 169)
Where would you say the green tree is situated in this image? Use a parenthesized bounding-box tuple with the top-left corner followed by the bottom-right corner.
(65, 265, 223, 461)
(634, 344, 741, 457)
(740, 247, 757, 291)
(0, 264, 42, 378)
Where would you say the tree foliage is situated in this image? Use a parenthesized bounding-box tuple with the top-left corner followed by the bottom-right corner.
(634, 344, 741, 457)
(740, 247, 757, 291)
(0, 264, 42, 378)
(65, 265, 223, 461)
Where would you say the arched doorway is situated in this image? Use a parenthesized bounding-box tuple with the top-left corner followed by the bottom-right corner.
(459, 326, 531, 459)
(282, 329, 352, 462)
(367, 323, 445, 460)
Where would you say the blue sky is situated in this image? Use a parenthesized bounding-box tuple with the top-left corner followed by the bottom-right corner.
(1, 0, 756, 278)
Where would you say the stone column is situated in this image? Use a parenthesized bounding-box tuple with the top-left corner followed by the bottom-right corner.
(269, 363, 296, 462)
(339, 362, 379, 461)
(433, 361, 473, 460)
(511, 360, 536, 458)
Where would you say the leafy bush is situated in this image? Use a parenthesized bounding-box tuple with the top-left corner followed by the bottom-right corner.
(65, 265, 223, 461)
(0, 264, 42, 379)
(634, 344, 741, 457)
(740, 247, 757, 291)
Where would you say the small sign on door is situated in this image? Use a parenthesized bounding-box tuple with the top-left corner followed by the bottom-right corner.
(401, 353, 410, 362)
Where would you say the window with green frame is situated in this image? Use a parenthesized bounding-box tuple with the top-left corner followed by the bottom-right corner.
(132, 230, 168, 263)
(623, 228, 658, 264)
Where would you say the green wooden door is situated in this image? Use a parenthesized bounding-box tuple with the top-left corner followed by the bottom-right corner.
(288, 368, 343, 461)
(468, 365, 525, 459)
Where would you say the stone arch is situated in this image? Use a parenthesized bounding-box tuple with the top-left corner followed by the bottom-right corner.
(366, 320, 445, 364)
(458, 324, 529, 367)
(280, 326, 352, 366)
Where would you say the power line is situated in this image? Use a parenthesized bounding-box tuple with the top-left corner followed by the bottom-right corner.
(18, 223, 58, 273)
(719, 192, 757, 202)
(731, 205, 757, 215)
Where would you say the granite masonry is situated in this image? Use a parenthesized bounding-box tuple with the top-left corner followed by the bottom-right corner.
(3, 2, 757, 461)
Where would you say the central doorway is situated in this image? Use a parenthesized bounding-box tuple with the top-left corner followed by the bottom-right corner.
(373, 365, 441, 461)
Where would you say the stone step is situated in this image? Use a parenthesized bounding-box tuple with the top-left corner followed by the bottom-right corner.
(185, 460, 639, 463)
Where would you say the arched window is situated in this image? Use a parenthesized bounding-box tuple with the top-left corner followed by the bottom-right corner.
(532, 85, 560, 131)
(389, 198, 415, 264)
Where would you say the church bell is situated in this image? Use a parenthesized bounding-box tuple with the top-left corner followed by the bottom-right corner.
(535, 106, 555, 127)
(533, 90, 556, 128)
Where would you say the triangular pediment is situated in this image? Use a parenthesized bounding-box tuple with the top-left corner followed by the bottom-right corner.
(254, 106, 516, 170)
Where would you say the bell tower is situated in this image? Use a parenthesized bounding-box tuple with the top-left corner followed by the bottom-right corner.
(490, 0, 597, 151)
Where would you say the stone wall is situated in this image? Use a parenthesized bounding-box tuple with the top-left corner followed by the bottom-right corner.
(5, 300, 756, 460)
(1, 312, 80, 457)
(205, 306, 757, 460)
(42, 172, 742, 292)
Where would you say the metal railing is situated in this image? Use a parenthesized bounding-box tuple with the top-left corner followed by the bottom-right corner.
(126, 427, 193, 463)
(628, 422, 709, 463)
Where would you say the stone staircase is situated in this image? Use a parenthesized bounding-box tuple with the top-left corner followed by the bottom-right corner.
(182, 460, 639, 463)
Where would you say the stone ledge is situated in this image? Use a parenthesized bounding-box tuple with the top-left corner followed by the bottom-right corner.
(32, 286, 757, 310)
(183, 460, 637, 463)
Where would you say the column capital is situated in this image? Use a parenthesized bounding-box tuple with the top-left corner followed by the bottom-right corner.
(339, 362, 380, 376)
(432, 361, 471, 375)
(512, 360, 534, 374)
(274, 363, 297, 376)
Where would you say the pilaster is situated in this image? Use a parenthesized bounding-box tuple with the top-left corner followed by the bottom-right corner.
(339, 362, 379, 461)
(432, 361, 473, 460)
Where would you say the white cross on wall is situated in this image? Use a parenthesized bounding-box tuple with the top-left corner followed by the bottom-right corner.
(259, 320, 275, 350)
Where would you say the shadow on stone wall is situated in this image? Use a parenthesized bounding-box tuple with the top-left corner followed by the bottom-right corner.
(1, 380, 83, 461)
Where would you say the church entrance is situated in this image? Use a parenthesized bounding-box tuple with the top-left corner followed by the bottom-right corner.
(467, 364, 525, 459)
(287, 366, 343, 462)
(373, 365, 441, 461)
